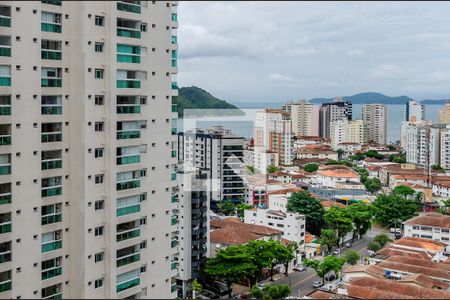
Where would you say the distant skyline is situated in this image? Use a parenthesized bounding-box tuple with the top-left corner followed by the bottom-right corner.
(178, 1, 450, 103)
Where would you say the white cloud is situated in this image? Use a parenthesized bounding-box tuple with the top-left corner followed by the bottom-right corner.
(368, 64, 407, 80)
(429, 70, 450, 81)
(347, 49, 366, 56)
(267, 73, 299, 83)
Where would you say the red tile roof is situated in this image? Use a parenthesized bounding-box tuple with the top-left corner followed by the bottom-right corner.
(377, 246, 432, 260)
(321, 200, 346, 208)
(377, 261, 450, 280)
(400, 273, 449, 290)
(404, 213, 450, 229)
(385, 255, 450, 271)
(392, 236, 446, 251)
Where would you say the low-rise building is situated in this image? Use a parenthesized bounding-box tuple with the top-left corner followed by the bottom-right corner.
(296, 144, 338, 160)
(403, 213, 450, 245)
(315, 165, 361, 188)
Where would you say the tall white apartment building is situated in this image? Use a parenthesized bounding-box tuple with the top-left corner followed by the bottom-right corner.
(319, 98, 352, 138)
(330, 119, 367, 150)
(405, 100, 424, 122)
(362, 104, 387, 145)
(290, 100, 319, 136)
(0, 1, 179, 299)
(440, 125, 450, 169)
(254, 109, 293, 166)
(404, 123, 441, 167)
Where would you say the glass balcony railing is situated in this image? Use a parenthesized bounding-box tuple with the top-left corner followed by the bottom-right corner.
(0, 46, 10, 57)
(171, 262, 177, 270)
(0, 222, 11, 234)
(116, 277, 140, 293)
(0, 251, 11, 263)
(0, 280, 11, 293)
(0, 16, 10, 28)
(41, 133, 62, 143)
(117, 105, 141, 114)
(172, 13, 177, 21)
(41, 240, 62, 253)
(117, 130, 140, 140)
(42, 106, 62, 115)
(116, 228, 140, 242)
(171, 217, 178, 225)
(0, 136, 10, 145)
(117, 179, 140, 191)
(171, 195, 178, 203)
(171, 150, 176, 158)
(171, 82, 178, 90)
(41, 186, 62, 197)
(0, 106, 11, 115)
(171, 239, 177, 248)
(41, 78, 62, 87)
(117, 155, 140, 165)
(117, 54, 140, 64)
(0, 193, 11, 205)
(43, 293, 62, 300)
(171, 284, 177, 293)
(172, 104, 177, 112)
(117, 2, 141, 14)
(42, 267, 62, 280)
(117, 28, 141, 39)
(117, 204, 140, 217)
(42, 0, 62, 5)
(41, 23, 61, 33)
(117, 253, 140, 267)
(41, 213, 62, 225)
(171, 172, 176, 181)
(41, 50, 62, 60)
(42, 159, 62, 170)
(0, 165, 11, 175)
(117, 80, 140, 88)
(172, 127, 177, 135)
(171, 36, 177, 44)
(0, 77, 11, 86)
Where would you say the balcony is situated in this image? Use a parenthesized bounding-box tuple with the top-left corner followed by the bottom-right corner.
(171, 172, 176, 181)
(116, 179, 140, 191)
(117, 252, 140, 267)
(41, 213, 62, 225)
(42, 267, 62, 280)
(42, 159, 62, 170)
(0, 76, 10, 86)
(172, 127, 177, 135)
(0, 46, 10, 57)
(117, 79, 140, 88)
(117, 1, 141, 14)
(0, 279, 11, 293)
(171, 262, 177, 270)
(117, 130, 140, 140)
(0, 95, 11, 115)
(42, 0, 62, 5)
(117, 228, 140, 242)
(117, 44, 141, 63)
(43, 293, 62, 300)
(171, 150, 177, 158)
(171, 195, 178, 203)
(172, 82, 178, 90)
(0, 8, 10, 28)
(117, 155, 140, 165)
(0, 135, 10, 145)
(0, 251, 11, 264)
(41, 240, 62, 253)
(41, 186, 62, 197)
(172, 104, 177, 112)
(172, 36, 177, 44)
(0, 164, 10, 175)
(41, 78, 62, 87)
(116, 277, 140, 293)
(171, 239, 178, 248)
(0, 222, 10, 234)
(41, 22, 61, 33)
(171, 216, 178, 225)
(172, 13, 177, 21)
(117, 204, 140, 217)
(41, 49, 61, 60)
(117, 105, 141, 114)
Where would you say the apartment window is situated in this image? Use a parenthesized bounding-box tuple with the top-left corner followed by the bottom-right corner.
(94, 252, 104, 262)
(94, 226, 104, 236)
(140, 23, 147, 32)
(95, 69, 104, 79)
(94, 95, 104, 105)
(94, 42, 104, 53)
(94, 148, 104, 158)
(94, 174, 104, 184)
(94, 15, 104, 26)
(94, 200, 104, 210)
(94, 122, 104, 132)
(95, 278, 103, 289)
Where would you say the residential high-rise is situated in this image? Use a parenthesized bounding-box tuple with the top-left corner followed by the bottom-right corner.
(404, 123, 442, 167)
(178, 126, 245, 207)
(439, 102, 450, 124)
(319, 97, 352, 138)
(290, 99, 319, 136)
(254, 109, 293, 166)
(330, 119, 367, 150)
(362, 104, 387, 145)
(440, 125, 450, 169)
(0, 1, 179, 299)
(405, 100, 424, 122)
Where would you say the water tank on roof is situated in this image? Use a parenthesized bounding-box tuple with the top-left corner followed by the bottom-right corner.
(385, 270, 391, 278)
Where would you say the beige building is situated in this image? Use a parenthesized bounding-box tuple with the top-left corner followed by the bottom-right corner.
(330, 119, 367, 150)
(362, 104, 387, 145)
(0, 1, 179, 299)
(290, 100, 319, 136)
(439, 102, 450, 124)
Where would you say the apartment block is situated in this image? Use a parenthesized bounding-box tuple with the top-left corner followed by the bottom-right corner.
(330, 119, 367, 150)
(178, 126, 245, 207)
(0, 1, 179, 298)
(319, 97, 352, 138)
(403, 213, 450, 245)
(405, 100, 424, 122)
(404, 123, 441, 167)
(290, 99, 319, 136)
(439, 102, 450, 124)
(362, 104, 387, 145)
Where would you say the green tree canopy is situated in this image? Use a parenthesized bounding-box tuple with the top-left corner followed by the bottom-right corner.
(278, 242, 297, 275)
(326, 159, 353, 167)
(365, 150, 384, 160)
(304, 163, 319, 173)
(236, 203, 252, 218)
(392, 185, 416, 198)
(287, 191, 325, 235)
(319, 229, 337, 255)
(217, 200, 236, 216)
(251, 285, 291, 300)
(392, 156, 406, 163)
(432, 165, 444, 171)
(246, 165, 255, 174)
(367, 241, 382, 252)
(304, 256, 346, 284)
(244, 240, 278, 284)
(267, 164, 280, 174)
(372, 193, 421, 227)
(347, 203, 374, 242)
(353, 166, 369, 183)
(350, 152, 366, 161)
(373, 233, 392, 247)
(324, 206, 353, 247)
(344, 250, 360, 265)
(364, 178, 382, 194)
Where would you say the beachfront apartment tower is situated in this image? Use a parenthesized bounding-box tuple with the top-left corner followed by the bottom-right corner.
(362, 104, 387, 145)
(405, 100, 424, 122)
(319, 97, 352, 138)
(0, 1, 179, 299)
(290, 99, 319, 137)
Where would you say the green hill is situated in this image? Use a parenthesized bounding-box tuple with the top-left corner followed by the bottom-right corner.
(175, 86, 244, 117)
(309, 92, 413, 104)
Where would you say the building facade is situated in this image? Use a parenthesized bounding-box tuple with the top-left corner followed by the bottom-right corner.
(362, 104, 387, 145)
(405, 100, 424, 122)
(319, 97, 352, 138)
(290, 100, 319, 137)
(330, 119, 367, 150)
(404, 123, 441, 167)
(0, 1, 179, 298)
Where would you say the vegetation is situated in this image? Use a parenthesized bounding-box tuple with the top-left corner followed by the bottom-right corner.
(389, 152, 406, 163)
(217, 200, 236, 216)
(439, 198, 450, 215)
(246, 165, 255, 174)
(319, 229, 337, 255)
(280, 242, 298, 275)
(191, 279, 203, 299)
(267, 164, 280, 174)
(304, 163, 319, 173)
(350, 152, 366, 161)
(304, 256, 346, 284)
(353, 166, 369, 183)
(236, 203, 252, 218)
(287, 191, 325, 235)
(347, 203, 374, 242)
(344, 250, 360, 265)
(364, 178, 382, 194)
(326, 159, 352, 167)
(372, 192, 421, 227)
(373, 233, 392, 247)
(324, 206, 353, 247)
(365, 150, 384, 160)
(392, 185, 416, 198)
(432, 165, 444, 171)
(367, 241, 382, 252)
(336, 149, 345, 158)
(251, 285, 291, 300)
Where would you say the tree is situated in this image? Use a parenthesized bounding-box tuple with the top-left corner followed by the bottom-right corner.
(367, 241, 382, 252)
(365, 150, 384, 160)
(244, 240, 277, 284)
(236, 203, 252, 218)
(279, 242, 297, 276)
(267, 164, 279, 174)
(205, 246, 257, 297)
(344, 250, 360, 265)
(392, 156, 406, 163)
(287, 191, 325, 235)
(364, 177, 382, 194)
(304, 163, 319, 173)
(217, 200, 236, 216)
(372, 193, 421, 227)
(319, 229, 337, 255)
(191, 279, 202, 299)
(324, 206, 353, 247)
(337, 149, 345, 158)
(373, 233, 392, 247)
(326, 159, 353, 167)
(350, 152, 366, 161)
(246, 165, 255, 174)
(441, 198, 450, 215)
(347, 203, 374, 242)
(415, 191, 424, 203)
(432, 165, 444, 171)
(304, 256, 345, 284)
(353, 166, 369, 183)
(251, 285, 291, 300)
(392, 185, 416, 199)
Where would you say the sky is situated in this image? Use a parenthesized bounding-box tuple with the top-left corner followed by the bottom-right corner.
(177, 1, 450, 104)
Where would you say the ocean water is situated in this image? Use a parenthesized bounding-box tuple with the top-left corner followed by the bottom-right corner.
(177, 103, 443, 143)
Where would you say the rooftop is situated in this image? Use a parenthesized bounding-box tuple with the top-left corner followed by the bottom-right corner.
(377, 260, 450, 280)
(392, 236, 447, 251)
(404, 213, 450, 228)
(317, 169, 359, 178)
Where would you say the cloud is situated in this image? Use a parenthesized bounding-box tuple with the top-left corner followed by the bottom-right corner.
(347, 49, 366, 56)
(429, 70, 450, 81)
(368, 64, 407, 80)
(267, 73, 299, 83)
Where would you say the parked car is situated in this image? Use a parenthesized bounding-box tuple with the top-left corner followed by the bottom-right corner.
(293, 265, 306, 272)
(325, 274, 336, 281)
(257, 283, 267, 290)
(333, 248, 341, 255)
(345, 242, 352, 248)
(313, 281, 323, 288)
